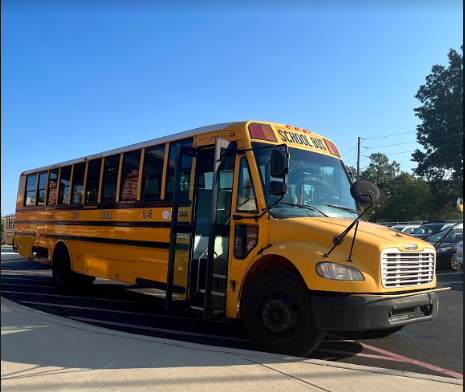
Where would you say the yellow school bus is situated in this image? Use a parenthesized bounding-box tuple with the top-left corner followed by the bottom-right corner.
(3, 214, 15, 246)
(15, 121, 442, 356)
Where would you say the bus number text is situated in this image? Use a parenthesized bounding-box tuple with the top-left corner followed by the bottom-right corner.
(142, 210, 153, 220)
(100, 211, 113, 220)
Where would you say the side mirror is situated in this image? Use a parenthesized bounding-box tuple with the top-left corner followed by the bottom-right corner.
(270, 149, 289, 179)
(269, 181, 288, 197)
(350, 180, 380, 204)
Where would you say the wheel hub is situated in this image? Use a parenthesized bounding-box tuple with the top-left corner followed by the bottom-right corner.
(261, 294, 300, 335)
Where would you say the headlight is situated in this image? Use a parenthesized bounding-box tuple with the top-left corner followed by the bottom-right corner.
(316, 262, 365, 281)
(438, 247, 452, 253)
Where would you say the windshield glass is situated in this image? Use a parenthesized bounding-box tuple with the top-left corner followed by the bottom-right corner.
(253, 143, 358, 219)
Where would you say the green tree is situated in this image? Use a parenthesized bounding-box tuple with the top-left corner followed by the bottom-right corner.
(361, 153, 401, 193)
(1, 217, 5, 245)
(360, 153, 401, 222)
(413, 46, 463, 190)
(345, 166, 357, 182)
(383, 173, 433, 222)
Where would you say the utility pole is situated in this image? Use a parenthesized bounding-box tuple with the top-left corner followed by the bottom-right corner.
(356, 136, 361, 180)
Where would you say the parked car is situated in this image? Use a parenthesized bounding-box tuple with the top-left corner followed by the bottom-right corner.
(411, 222, 455, 239)
(455, 240, 463, 269)
(400, 225, 421, 235)
(425, 226, 463, 270)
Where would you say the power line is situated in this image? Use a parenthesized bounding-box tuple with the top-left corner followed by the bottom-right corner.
(341, 145, 357, 156)
(365, 133, 463, 150)
(362, 123, 463, 141)
(363, 142, 463, 157)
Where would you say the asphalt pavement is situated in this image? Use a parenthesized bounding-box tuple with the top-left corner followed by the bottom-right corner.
(1, 247, 463, 391)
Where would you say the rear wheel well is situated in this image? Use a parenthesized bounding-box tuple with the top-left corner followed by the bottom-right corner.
(52, 241, 70, 266)
(239, 255, 304, 318)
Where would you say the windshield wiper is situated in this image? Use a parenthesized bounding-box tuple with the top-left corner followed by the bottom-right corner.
(279, 202, 328, 217)
(325, 204, 358, 215)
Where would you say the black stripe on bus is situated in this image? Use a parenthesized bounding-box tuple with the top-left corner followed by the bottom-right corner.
(14, 232, 35, 237)
(39, 234, 171, 250)
(15, 200, 191, 213)
(15, 220, 172, 229)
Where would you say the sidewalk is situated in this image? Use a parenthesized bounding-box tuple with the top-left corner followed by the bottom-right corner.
(1, 298, 463, 392)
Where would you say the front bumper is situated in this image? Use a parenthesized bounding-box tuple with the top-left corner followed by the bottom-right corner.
(311, 291, 439, 331)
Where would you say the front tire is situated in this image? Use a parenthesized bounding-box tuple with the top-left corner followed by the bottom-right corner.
(242, 270, 326, 357)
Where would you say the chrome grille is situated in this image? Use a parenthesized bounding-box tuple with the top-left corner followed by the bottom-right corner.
(381, 249, 436, 289)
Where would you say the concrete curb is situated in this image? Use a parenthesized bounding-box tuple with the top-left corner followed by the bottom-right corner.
(1, 296, 462, 386)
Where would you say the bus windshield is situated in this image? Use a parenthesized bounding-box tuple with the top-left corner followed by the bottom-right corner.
(253, 143, 358, 219)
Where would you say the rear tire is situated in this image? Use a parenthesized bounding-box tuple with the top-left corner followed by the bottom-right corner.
(52, 247, 94, 290)
(242, 270, 326, 357)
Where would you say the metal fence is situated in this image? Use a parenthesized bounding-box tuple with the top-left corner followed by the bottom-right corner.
(379, 219, 463, 227)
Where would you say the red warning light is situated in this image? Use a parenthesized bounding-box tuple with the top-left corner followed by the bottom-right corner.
(324, 139, 341, 158)
(248, 123, 278, 142)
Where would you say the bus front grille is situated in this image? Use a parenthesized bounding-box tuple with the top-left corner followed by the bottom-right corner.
(381, 249, 436, 289)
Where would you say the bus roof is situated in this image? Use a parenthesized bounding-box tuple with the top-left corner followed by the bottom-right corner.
(22, 122, 234, 175)
(21, 120, 333, 175)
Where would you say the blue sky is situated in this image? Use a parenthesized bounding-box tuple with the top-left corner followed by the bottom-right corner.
(1, 1, 463, 215)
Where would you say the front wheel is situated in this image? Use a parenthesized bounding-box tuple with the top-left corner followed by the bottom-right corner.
(242, 270, 326, 357)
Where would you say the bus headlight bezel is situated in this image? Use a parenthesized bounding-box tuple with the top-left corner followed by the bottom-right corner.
(316, 262, 365, 281)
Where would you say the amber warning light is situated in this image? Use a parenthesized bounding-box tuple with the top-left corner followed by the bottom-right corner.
(324, 139, 341, 158)
(248, 123, 278, 142)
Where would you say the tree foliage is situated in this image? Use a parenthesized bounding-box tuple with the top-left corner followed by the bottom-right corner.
(1, 217, 4, 245)
(346, 153, 460, 222)
(413, 46, 463, 189)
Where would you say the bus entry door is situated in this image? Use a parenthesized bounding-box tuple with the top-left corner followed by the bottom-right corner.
(165, 138, 236, 320)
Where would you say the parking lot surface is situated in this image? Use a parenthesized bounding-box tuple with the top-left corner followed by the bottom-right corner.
(1, 248, 463, 380)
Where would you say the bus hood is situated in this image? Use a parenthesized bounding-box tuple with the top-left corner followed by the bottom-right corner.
(269, 217, 434, 254)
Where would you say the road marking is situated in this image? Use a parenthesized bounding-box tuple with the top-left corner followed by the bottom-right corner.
(315, 349, 405, 363)
(19, 300, 207, 322)
(0, 276, 52, 282)
(329, 334, 463, 379)
(2, 283, 55, 289)
(69, 316, 250, 343)
(1, 291, 150, 305)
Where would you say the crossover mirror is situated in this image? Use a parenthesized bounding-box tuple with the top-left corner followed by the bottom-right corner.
(350, 180, 380, 204)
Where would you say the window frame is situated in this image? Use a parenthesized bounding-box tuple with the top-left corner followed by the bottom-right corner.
(236, 156, 259, 214)
(84, 158, 103, 204)
(24, 173, 38, 207)
(101, 154, 122, 203)
(141, 144, 168, 202)
(120, 149, 143, 203)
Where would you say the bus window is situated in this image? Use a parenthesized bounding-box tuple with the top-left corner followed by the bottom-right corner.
(37, 172, 48, 206)
(85, 159, 102, 203)
(47, 169, 59, 205)
(165, 139, 193, 200)
(71, 163, 86, 204)
(58, 166, 72, 205)
(25, 174, 38, 206)
(142, 145, 165, 201)
(102, 155, 121, 203)
(237, 158, 258, 213)
(121, 150, 141, 202)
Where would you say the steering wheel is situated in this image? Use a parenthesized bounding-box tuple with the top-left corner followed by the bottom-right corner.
(293, 176, 340, 205)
